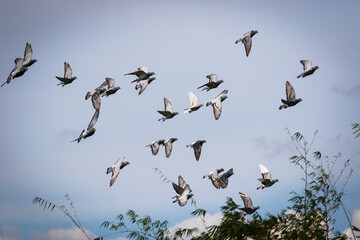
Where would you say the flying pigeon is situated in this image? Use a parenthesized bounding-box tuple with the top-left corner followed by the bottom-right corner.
(186, 140, 206, 161)
(172, 175, 193, 207)
(1, 58, 28, 87)
(85, 83, 107, 100)
(206, 89, 228, 120)
(197, 74, 224, 92)
(71, 110, 99, 143)
(146, 139, 165, 156)
(297, 60, 319, 78)
(22, 42, 37, 67)
(239, 192, 260, 215)
(135, 77, 156, 95)
(184, 92, 203, 113)
(158, 97, 179, 121)
(106, 156, 130, 187)
(101, 78, 121, 97)
(279, 81, 302, 110)
(235, 30, 258, 57)
(219, 168, 234, 189)
(164, 138, 178, 158)
(56, 62, 77, 87)
(257, 164, 279, 190)
(203, 168, 224, 189)
(91, 90, 102, 111)
(124, 66, 155, 83)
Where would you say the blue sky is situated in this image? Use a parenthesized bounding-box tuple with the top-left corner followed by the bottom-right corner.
(1, 1, 359, 239)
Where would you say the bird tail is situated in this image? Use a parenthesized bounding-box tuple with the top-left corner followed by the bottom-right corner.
(70, 138, 80, 143)
(131, 79, 139, 83)
(0, 82, 6, 87)
(256, 185, 264, 190)
(296, 73, 303, 78)
(279, 104, 287, 110)
(184, 108, 191, 114)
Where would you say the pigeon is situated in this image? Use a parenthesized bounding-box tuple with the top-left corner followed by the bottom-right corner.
(1, 58, 28, 87)
(71, 110, 99, 143)
(164, 138, 178, 158)
(172, 175, 193, 207)
(219, 168, 234, 189)
(91, 90, 102, 111)
(22, 42, 37, 67)
(85, 83, 107, 100)
(106, 157, 130, 187)
(56, 62, 77, 87)
(203, 168, 224, 189)
(279, 81, 302, 110)
(135, 77, 156, 95)
(184, 92, 203, 113)
(257, 164, 279, 190)
(186, 140, 206, 161)
(206, 89, 228, 120)
(101, 78, 121, 97)
(239, 192, 260, 215)
(235, 30, 258, 57)
(197, 74, 224, 91)
(158, 97, 179, 121)
(146, 139, 165, 155)
(125, 66, 155, 83)
(297, 60, 319, 78)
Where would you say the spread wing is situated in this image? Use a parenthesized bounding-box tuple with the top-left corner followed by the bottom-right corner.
(23, 43, 33, 65)
(243, 36, 252, 57)
(165, 141, 173, 158)
(240, 193, 254, 209)
(300, 60, 312, 71)
(91, 91, 101, 110)
(285, 81, 296, 101)
(164, 97, 173, 112)
(212, 99, 222, 120)
(96, 80, 109, 90)
(178, 175, 186, 188)
(138, 66, 149, 73)
(206, 74, 218, 83)
(106, 78, 115, 89)
(87, 110, 100, 130)
(172, 182, 183, 195)
(150, 142, 160, 155)
(189, 92, 198, 107)
(109, 157, 124, 187)
(193, 143, 202, 161)
(215, 89, 228, 99)
(64, 62, 72, 78)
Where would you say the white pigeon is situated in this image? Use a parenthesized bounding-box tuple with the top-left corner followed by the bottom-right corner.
(206, 89, 228, 120)
(257, 164, 279, 190)
(184, 92, 203, 113)
(106, 157, 130, 187)
(297, 60, 319, 78)
(235, 30, 258, 57)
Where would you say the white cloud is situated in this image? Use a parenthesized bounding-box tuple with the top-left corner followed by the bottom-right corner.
(0, 225, 21, 240)
(32, 227, 97, 240)
(168, 212, 223, 239)
(343, 209, 360, 240)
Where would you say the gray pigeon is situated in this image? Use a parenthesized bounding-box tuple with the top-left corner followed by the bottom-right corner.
(146, 139, 165, 155)
(279, 81, 302, 110)
(125, 66, 155, 83)
(172, 175, 193, 207)
(85, 82, 107, 100)
(257, 164, 279, 190)
(203, 168, 224, 189)
(164, 138, 178, 158)
(22, 42, 37, 67)
(1, 58, 28, 87)
(106, 156, 130, 187)
(71, 110, 99, 143)
(158, 97, 179, 121)
(206, 89, 228, 120)
(297, 60, 319, 78)
(184, 92, 203, 113)
(197, 74, 224, 91)
(186, 140, 206, 161)
(219, 168, 234, 189)
(135, 77, 156, 95)
(56, 62, 77, 87)
(235, 30, 258, 57)
(101, 78, 120, 97)
(239, 192, 260, 215)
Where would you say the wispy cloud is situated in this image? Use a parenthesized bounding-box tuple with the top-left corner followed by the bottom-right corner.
(0, 226, 21, 240)
(32, 227, 97, 240)
(332, 83, 360, 96)
(254, 136, 293, 160)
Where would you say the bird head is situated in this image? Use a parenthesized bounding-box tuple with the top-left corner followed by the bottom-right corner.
(274, 179, 279, 183)
(174, 112, 179, 116)
(217, 168, 225, 173)
(218, 80, 224, 84)
(221, 95, 228, 102)
(187, 193, 194, 199)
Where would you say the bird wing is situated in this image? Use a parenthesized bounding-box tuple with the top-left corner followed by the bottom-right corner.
(23, 43, 33, 66)
(164, 97, 173, 112)
(64, 62, 73, 78)
(206, 74, 218, 83)
(138, 66, 149, 73)
(91, 91, 101, 110)
(189, 92, 198, 107)
(212, 99, 222, 120)
(240, 193, 254, 208)
(215, 89, 228, 99)
(243, 36, 252, 57)
(165, 141, 173, 158)
(150, 142, 160, 155)
(300, 60, 312, 71)
(178, 175, 186, 188)
(106, 78, 115, 89)
(87, 110, 100, 130)
(14, 58, 24, 69)
(258, 164, 269, 174)
(285, 81, 296, 101)
(172, 182, 183, 195)
(209, 171, 221, 188)
(193, 143, 202, 161)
